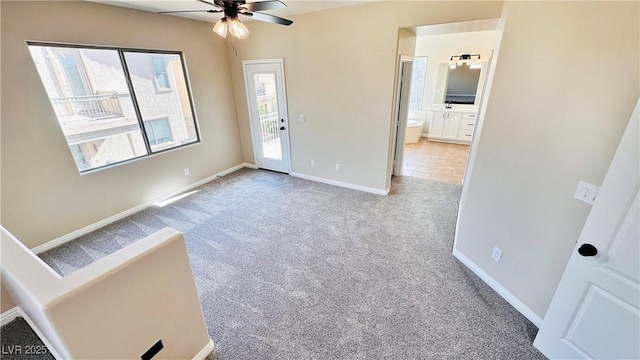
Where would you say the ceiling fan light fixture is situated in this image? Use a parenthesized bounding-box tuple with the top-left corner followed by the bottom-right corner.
(213, 17, 228, 38)
(228, 17, 250, 39)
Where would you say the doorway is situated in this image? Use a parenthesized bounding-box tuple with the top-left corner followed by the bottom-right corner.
(391, 56, 413, 177)
(242, 59, 291, 173)
(397, 26, 497, 185)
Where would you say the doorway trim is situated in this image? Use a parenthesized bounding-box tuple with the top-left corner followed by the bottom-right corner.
(242, 58, 292, 173)
(389, 55, 414, 179)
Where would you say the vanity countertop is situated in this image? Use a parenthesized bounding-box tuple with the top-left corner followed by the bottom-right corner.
(430, 106, 478, 113)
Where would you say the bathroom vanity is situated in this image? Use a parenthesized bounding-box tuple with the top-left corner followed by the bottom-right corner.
(428, 108, 477, 144)
(427, 59, 486, 145)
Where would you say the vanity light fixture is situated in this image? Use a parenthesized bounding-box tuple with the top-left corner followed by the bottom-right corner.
(449, 54, 481, 69)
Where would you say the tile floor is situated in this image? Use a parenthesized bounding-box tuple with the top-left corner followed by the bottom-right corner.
(402, 138, 470, 184)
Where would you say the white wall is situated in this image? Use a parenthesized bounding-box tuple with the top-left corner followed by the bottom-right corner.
(1, 284, 16, 313)
(455, 1, 639, 320)
(415, 30, 495, 134)
(1, 1, 242, 249)
(227, 1, 503, 192)
(1, 227, 211, 359)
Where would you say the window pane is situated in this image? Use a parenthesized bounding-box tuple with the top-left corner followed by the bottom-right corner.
(152, 57, 170, 89)
(124, 52, 198, 152)
(145, 118, 173, 146)
(409, 57, 428, 110)
(28, 45, 148, 172)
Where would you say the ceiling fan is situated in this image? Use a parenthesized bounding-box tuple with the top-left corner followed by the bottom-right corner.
(159, 0, 293, 39)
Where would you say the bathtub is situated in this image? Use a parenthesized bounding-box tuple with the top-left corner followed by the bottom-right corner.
(405, 118, 425, 144)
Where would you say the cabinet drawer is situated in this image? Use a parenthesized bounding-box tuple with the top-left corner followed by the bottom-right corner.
(459, 129, 474, 141)
(460, 120, 476, 131)
(462, 113, 477, 120)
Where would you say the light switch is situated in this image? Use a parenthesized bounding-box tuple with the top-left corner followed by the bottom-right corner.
(300, 114, 305, 123)
(574, 181, 600, 205)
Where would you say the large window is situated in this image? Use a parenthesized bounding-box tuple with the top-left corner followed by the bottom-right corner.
(409, 57, 428, 110)
(27, 43, 200, 173)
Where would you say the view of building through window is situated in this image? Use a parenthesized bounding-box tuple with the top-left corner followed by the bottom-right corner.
(27, 44, 199, 172)
(409, 57, 428, 110)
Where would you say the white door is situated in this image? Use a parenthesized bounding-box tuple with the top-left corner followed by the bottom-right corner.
(243, 59, 291, 173)
(392, 57, 413, 176)
(534, 99, 639, 359)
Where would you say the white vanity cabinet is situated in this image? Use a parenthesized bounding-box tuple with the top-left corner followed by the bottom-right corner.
(428, 110, 477, 144)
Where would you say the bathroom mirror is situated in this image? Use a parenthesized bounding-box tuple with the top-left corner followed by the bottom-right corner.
(434, 62, 487, 106)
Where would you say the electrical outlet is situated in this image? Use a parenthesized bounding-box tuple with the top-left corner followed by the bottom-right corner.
(310, 160, 315, 167)
(335, 163, 341, 172)
(492, 247, 503, 263)
(184, 168, 190, 176)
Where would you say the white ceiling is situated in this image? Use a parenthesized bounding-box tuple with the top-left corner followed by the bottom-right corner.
(89, 0, 374, 23)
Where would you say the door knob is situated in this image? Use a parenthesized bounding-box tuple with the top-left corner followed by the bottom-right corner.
(578, 243, 598, 257)
(279, 126, 285, 130)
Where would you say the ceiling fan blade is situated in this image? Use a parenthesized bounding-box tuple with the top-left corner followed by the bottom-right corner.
(158, 9, 221, 14)
(195, 0, 224, 8)
(241, 0, 286, 12)
(242, 11, 293, 26)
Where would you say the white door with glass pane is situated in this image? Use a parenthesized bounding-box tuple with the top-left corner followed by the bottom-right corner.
(243, 59, 291, 173)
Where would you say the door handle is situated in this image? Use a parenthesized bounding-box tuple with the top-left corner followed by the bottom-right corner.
(280, 126, 285, 130)
(578, 243, 598, 257)
(280, 118, 285, 122)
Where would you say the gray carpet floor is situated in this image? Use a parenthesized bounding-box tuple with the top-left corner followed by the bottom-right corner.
(39, 169, 545, 359)
(0, 317, 55, 360)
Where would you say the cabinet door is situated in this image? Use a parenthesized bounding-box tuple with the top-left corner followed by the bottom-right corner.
(443, 112, 461, 140)
(429, 112, 445, 139)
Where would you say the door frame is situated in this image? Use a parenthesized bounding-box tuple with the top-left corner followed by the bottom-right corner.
(242, 58, 292, 173)
(390, 55, 414, 177)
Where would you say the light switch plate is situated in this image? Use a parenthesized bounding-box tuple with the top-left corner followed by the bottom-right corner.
(574, 181, 600, 204)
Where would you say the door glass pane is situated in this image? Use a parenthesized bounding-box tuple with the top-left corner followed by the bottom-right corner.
(28, 45, 147, 172)
(253, 72, 281, 160)
(123, 52, 198, 152)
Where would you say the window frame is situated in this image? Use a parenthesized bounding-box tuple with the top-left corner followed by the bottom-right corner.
(26, 41, 201, 174)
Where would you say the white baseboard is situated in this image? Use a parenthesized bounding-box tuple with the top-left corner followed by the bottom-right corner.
(289, 172, 388, 195)
(192, 339, 215, 360)
(452, 248, 543, 327)
(1, 306, 21, 326)
(31, 163, 254, 254)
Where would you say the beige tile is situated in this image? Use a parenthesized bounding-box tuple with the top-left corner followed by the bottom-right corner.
(415, 163, 434, 173)
(412, 171, 431, 180)
(403, 140, 470, 181)
(402, 168, 415, 176)
(404, 158, 419, 165)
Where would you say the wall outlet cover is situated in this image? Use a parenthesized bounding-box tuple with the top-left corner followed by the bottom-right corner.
(492, 247, 503, 263)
